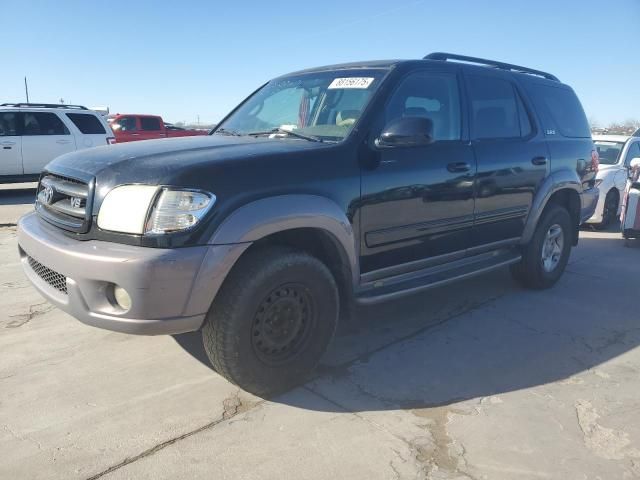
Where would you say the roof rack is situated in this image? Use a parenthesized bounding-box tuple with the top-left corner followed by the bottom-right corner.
(423, 52, 560, 82)
(0, 103, 88, 110)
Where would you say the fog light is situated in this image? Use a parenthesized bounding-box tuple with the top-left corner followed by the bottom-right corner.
(113, 285, 132, 310)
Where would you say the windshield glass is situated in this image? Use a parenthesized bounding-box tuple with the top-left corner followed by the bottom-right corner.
(595, 141, 624, 165)
(216, 70, 387, 142)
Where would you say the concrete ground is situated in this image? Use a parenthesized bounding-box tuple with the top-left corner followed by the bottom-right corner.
(1, 188, 640, 479)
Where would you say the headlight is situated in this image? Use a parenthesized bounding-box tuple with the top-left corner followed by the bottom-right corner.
(97, 185, 159, 234)
(97, 185, 215, 235)
(145, 189, 215, 234)
(594, 179, 603, 188)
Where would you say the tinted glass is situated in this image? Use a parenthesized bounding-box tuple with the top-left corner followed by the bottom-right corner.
(112, 117, 137, 132)
(594, 141, 624, 165)
(516, 92, 533, 137)
(66, 113, 106, 134)
(625, 142, 640, 166)
(467, 75, 519, 139)
(23, 112, 69, 136)
(140, 117, 162, 131)
(384, 71, 461, 141)
(0, 112, 19, 136)
(527, 83, 590, 138)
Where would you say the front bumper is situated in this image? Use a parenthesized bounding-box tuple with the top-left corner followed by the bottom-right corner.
(580, 186, 599, 224)
(17, 212, 249, 335)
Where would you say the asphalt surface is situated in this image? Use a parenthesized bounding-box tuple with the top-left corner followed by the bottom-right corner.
(1, 189, 640, 479)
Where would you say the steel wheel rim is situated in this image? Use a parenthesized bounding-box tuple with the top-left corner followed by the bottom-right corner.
(541, 223, 564, 272)
(250, 283, 316, 366)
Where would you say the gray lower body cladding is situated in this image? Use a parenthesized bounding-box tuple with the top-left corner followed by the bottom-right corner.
(17, 212, 250, 335)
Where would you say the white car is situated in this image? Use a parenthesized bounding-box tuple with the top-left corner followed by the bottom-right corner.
(0, 103, 114, 184)
(587, 134, 640, 228)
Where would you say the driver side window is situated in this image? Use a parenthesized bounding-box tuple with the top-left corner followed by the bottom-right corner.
(383, 71, 461, 141)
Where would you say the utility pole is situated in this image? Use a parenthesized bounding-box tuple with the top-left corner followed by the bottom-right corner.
(24, 77, 30, 102)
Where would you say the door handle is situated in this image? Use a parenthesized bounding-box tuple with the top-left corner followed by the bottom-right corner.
(447, 162, 471, 173)
(532, 156, 548, 166)
(0, 141, 16, 146)
(56, 139, 71, 144)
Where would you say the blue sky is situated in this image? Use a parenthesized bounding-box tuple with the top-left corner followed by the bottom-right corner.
(2, 0, 638, 125)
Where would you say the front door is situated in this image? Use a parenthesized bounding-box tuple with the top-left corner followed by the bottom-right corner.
(21, 112, 76, 175)
(359, 70, 476, 274)
(0, 111, 22, 176)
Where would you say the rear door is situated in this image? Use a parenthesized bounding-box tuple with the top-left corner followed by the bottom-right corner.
(64, 112, 109, 149)
(0, 111, 22, 175)
(21, 112, 77, 174)
(465, 73, 548, 246)
(138, 116, 166, 140)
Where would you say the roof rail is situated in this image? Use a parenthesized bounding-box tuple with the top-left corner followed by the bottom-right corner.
(0, 103, 88, 110)
(424, 52, 560, 82)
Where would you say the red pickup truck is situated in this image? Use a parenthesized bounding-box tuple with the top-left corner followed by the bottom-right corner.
(108, 114, 208, 143)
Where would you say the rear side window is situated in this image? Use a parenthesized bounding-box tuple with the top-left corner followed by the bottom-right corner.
(66, 113, 106, 134)
(467, 75, 521, 140)
(23, 112, 70, 136)
(140, 117, 162, 131)
(0, 112, 19, 136)
(527, 83, 590, 138)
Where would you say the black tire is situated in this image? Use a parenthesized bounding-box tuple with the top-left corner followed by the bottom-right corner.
(202, 246, 339, 396)
(510, 205, 572, 290)
(593, 189, 619, 230)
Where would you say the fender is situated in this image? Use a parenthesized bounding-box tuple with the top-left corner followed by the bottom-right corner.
(520, 169, 582, 244)
(209, 195, 359, 287)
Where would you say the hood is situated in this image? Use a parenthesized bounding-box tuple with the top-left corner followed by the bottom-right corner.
(45, 134, 329, 186)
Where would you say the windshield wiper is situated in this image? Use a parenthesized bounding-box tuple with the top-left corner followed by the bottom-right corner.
(248, 128, 323, 143)
(214, 128, 243, 136)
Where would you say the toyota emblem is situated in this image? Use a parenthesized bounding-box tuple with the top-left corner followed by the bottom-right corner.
(40, 185, 54, 205)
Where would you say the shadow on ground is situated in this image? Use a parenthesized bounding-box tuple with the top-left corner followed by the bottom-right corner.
(0, 187, 36, 206)
(174, 232, 640, 412)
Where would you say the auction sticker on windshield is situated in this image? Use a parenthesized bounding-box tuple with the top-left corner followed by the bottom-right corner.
(328, 77, 374, 89)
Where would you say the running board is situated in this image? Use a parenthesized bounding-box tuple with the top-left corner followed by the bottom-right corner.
(355, 249, 521, 305)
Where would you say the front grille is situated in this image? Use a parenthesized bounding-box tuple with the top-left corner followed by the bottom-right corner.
(27, 255, 68, 294)
(36, 174, 93, 233)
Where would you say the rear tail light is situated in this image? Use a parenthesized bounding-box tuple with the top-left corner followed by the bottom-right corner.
(591, 149, 599, 173)
(106, 137, 116, 145)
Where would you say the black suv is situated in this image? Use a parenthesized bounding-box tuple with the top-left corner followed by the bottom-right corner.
(18, 53, 599, 395)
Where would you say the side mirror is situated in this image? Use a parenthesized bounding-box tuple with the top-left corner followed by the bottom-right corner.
(376, 117, 434, 148)
(629, 158, 640, 178)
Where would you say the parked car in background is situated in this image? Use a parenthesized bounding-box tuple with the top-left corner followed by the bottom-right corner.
(0, 103, 114, 184)
(587, 135, 640, 228)
(18, 53, 598, 395)
(107, 114, 208, 143)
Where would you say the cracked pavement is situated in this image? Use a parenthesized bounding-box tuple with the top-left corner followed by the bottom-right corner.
(1, 192, 640, 479)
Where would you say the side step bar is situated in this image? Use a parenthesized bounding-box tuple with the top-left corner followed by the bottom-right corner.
(355, 249, 521, 305)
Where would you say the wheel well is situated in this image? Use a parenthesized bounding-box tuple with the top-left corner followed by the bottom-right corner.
(546, 189, 581, 245)
(245, 228, 355, 322)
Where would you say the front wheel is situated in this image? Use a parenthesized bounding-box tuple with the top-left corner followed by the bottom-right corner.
(593, 190, 619, 230)
(511, 205, 572, 289)
(202, 246, 339, 396)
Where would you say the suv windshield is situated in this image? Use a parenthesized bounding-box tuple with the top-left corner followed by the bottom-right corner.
(594, 141, 624, 165)
(216, 70, 387, 142)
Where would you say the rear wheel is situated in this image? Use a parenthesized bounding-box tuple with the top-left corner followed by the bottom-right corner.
(202, 246, 338, 396)
(511, 205, 572, 289)
(593, 189, 619, 230)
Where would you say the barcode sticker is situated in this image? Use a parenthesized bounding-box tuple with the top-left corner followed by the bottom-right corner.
(328, 77, 374, 89)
